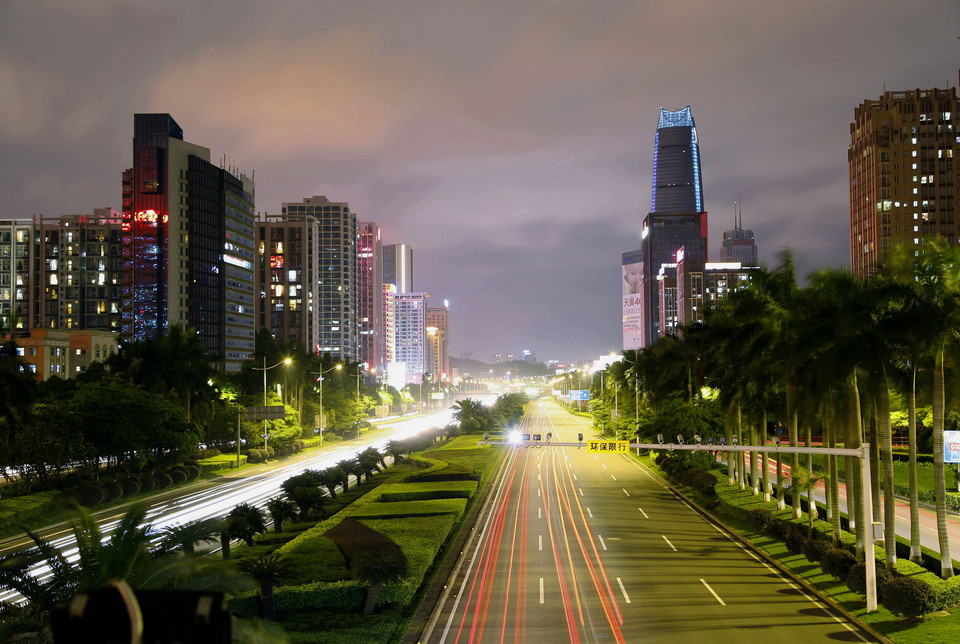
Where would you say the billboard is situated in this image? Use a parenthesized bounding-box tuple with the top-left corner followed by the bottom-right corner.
(622, 250, 644, 351)
(569, 390, 590, 401)
(946, 430, 960, 463)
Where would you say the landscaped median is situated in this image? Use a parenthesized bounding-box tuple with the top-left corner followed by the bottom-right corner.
(224, 432, 499, 643)
(638, 451, 960, 643)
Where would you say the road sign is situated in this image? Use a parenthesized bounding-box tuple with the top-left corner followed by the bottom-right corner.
(587, 440, 629, 454)
(568, 390, 590, 401)
(244, 405, 286, 420)
(946, 430, 960, 463)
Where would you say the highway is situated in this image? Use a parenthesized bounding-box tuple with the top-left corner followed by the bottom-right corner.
(0, 409, 454, 606)
(425, 399, 877, 643)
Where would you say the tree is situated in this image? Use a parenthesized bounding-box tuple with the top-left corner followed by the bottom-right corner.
(237, 552, 293, 621)
(281, 472, 327, 520)
(265, 497, 298, 533)
(160, 518, 222, 555)
(317, 466, 345, 499)
(226, 503, 267, 547)
(350, 549, 408, 614)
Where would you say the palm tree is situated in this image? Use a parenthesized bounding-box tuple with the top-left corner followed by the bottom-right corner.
(338, 458, 359, 490)
(280, 473, 327, 520)
(237, 552, 293, 620)
(160, 517, 221, 554)
(350, 549, 408, 614)
(226, 503, 267, 547)
(265, 497, 298, 533)
(385, 440, 407, 464)
(318, 466, 345, 499)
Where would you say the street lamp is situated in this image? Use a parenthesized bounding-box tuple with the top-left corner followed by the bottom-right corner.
(311, 363, 342, 446)
(252, 357, 291, 450)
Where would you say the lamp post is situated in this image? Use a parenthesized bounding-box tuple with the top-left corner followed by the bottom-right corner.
(252, 357, 291, 450)
(311, 363, 341, 446)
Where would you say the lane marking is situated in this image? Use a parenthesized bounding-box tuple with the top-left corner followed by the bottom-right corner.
(611, 474, 617, 481)
(540, 577, 544, 604)
(622, 488, 630, 497)
(539, 534, 543, 551)
(598, 534, 607, 550)
(538, 507, 542, 519)
(616, 577, 632, 604)
(586, 507, 593, 518)
(578, 488, 584, 496)
(538, 488, 541, 497)
(573, 473, 578, 481)
(662, 535, 678, 551)
(637, 507, 649, 519)
(602, 463, 607, 469)
(701, 578, 726, 606)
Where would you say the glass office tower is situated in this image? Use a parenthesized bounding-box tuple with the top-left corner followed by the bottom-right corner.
(651, 106, 703, 214)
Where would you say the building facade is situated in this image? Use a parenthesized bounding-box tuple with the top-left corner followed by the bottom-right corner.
(0, 220, 37, 332)
(849, 78, 959, 278)
(358, 222, 383, 371)
(426, 302, 449, 382)
(394, 291, 429, 384)
(651, 107, 704, 214)
(276, 196, 358, 360)
(122, 113, 256, 372)
(382, 243, 413, 293)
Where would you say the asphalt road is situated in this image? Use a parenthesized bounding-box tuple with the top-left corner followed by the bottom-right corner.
(424, 399, 878, 643)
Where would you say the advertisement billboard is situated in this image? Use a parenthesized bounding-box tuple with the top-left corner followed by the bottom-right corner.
(622, 250, 644, 351)
(569, 390, 590, 401)
(946, 430, 960, 463)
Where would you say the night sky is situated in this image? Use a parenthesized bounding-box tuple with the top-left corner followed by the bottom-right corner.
(2, 1, 958, 364)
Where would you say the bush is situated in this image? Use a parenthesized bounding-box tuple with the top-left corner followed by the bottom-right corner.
(122, 478, 141, 497)
(169, 468, 187, 484)
(103, 482, 123, 502)
(246, 449, 263, 464)
(803, 538, 832, 564)
(196, 447, 221, 459)
(61, 483, 106, 508)
(265, 446, 275, 460)
(821, 549, 857, 580)
(846, 561, 892, 598)
(765, 519, 796, 541)
(139, 477, 156, 492)
(690, 469, 717, 495)
(153, 472, 172, 490)
(882, 576, 938, 618)
(183, 465, 201, 481)
(274, 443, 291, 457)
(746, 508, 774, 532)
(785, 529, 806, 554)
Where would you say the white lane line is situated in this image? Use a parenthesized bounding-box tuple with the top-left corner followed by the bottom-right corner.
(573, 473, 578, 481)
(586, 507, 593, 518)
(538, 507, 542, 519)
(662, 535, 678, 551)
(616, 577, 632, 604)
(578, 488, 584, 496)
(595, 455, 599, 461)
(598, 534, 607, 550)
(622, 488, 630, 497)
(602, 463, 607, 469)
(539, 534, 543, 551)
(540, 577, 545, 604)
(538, 474, 541, 481)
(611, 474, 617, 481)
(701, 579, 726, 606)
(637, 507, 649, 519)
(538, 488, 541, 497)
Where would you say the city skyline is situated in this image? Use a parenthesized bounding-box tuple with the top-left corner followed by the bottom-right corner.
(1, 1, 958, 363)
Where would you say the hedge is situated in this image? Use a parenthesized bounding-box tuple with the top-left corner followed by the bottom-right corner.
(0, 490, 60, 525)
(376, 481, 478, 502)
(197, 453, 247, 473)
(350, 499, 467, 520)
(231, 580, 365, 616)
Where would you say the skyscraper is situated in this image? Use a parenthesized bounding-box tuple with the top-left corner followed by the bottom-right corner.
(849, 77, 959, 278)
(358, 222, 383, 371)
(123, 114, 255, 372)
(426, 302, 449, 382)
(651, 107, 704, 214)
(276, 196, 359, 360)
(720, 203, 759, 266)
(382, 243, 413, 293)
(394, 291, 428, 384)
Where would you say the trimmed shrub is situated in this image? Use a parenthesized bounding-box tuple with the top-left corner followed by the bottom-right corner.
(273, 443, 291, 457)
(785, 529, 806, 554)
(62, 483, 106, 508)
(169, 468, 187, 484)
(153, 472, 172, 490)
(765, 519, 796, 541)
(122, 478, 141, 497)
(265, 446, 275, 459)
(821, 549, 857, 580)
(746, 508, 774, 532)
(690, 469, 717, 495)
(103, 482, 123, 502)
(183, 465, 201, 481)
(196, 447, 221, 459)
(846, 561, 892, 598)
(881, 576, 938, 618)
(246, 449, 263, 464)
(803, 538, 832, 564)
(139, 477, 156, 492)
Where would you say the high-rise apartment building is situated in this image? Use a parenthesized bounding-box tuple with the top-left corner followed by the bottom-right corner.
(122, 114, 256, 372)
(0, 220, 36, 332)
(394, 291, 428, 384)
(382, 243, 413, 293)
(35, 209, 124, 332)
(358, 222, 383, 371)
(382, 283, 396, 368)
(624, 106, 708, 348)
(426, 302, 449, 382)
(274, 196, 358, 360)
(849, 77, 959, 278)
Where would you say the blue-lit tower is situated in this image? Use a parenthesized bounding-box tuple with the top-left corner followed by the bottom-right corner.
(651, 106, 703, 214)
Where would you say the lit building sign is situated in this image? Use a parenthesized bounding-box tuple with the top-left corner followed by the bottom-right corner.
(134, 209, 168, 224)
(270, 255, 284, 268)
